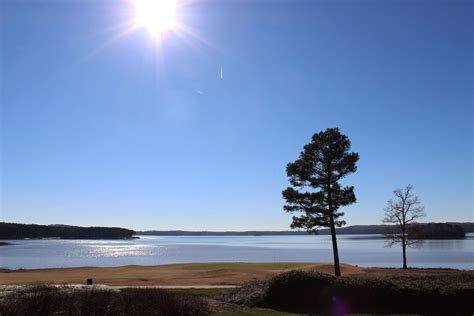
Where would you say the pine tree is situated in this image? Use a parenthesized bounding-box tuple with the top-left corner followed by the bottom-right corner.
(282, 128, 359, 276)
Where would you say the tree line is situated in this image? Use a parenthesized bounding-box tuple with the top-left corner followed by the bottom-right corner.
(137, 223, 468, 236)
(408, 222, 466, 240)
(0, 222, 135, 240)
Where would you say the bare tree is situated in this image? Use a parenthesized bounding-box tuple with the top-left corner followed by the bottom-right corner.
(382, 184, 425, 269)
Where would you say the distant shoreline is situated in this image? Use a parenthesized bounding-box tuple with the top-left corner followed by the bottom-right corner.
(2, 222, 472, 240)
(0, 237, 139, 241)
(138, 222, 474, 237)
(0, 222, 135, 240)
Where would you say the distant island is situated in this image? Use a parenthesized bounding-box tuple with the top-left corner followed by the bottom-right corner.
(138, 222, 472, 238)
(0, 222, 135, 240)
(408, 222, 466, 239)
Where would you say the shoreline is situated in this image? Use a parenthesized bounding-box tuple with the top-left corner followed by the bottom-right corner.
(0, 237, 138, 241)
(1, 262, 470, 286)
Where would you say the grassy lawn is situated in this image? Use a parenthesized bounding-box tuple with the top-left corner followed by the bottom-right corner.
(181, 262, 313, 271)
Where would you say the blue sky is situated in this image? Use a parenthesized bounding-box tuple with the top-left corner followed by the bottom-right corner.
(1, 0, 472, 230)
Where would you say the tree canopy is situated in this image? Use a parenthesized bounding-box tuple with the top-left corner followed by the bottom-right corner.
(283, 128, 359, 231)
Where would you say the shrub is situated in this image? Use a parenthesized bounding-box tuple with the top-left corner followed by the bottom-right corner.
(0, 285, 210, 316)
(263, 271, 474, 314)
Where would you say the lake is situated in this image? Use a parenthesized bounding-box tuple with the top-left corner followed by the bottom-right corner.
(1, 234, 473, 270)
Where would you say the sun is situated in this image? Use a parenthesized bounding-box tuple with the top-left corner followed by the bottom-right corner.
(132, 0, 177, 37)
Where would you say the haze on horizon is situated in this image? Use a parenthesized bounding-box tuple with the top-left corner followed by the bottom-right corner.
(1, 0, 473, 231)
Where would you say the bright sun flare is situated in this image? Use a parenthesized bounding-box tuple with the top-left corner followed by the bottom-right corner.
(132, 0, 177, 37)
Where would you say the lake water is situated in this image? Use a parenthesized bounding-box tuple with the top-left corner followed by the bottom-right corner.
(1, 234, 473, 270)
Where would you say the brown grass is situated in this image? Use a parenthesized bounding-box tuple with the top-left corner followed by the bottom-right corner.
(0, 262, 464, 286)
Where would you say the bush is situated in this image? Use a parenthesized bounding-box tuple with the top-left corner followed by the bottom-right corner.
(0, 285, 210, 316)
(263, 270, 474, 314)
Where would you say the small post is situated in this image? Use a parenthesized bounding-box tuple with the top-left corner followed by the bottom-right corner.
(86, 278, 93, 286)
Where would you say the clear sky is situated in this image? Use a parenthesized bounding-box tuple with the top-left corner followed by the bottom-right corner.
(1, 0, 473, 231)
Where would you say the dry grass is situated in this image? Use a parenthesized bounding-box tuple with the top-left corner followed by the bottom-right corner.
(0, 262, 467, 287)
(0, 262, 362, 286)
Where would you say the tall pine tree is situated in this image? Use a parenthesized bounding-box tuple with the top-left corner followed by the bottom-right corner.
(282, 128, 359, 276)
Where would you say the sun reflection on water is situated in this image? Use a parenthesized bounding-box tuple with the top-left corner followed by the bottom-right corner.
(83, 243, 157, 257)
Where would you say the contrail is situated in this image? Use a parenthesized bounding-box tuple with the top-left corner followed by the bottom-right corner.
(220, 66, 223, 79)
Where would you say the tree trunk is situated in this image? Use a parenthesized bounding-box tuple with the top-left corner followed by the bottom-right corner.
(402, 243, 407, 269)
(401, 223, 407, 269)
(329, 213, 341, 276)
